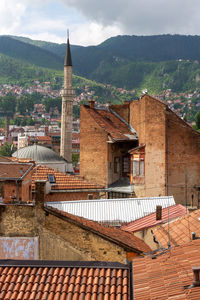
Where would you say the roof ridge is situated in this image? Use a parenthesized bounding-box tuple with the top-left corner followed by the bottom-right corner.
(0, 259, 128, 269)
(45, 205, 151, 253)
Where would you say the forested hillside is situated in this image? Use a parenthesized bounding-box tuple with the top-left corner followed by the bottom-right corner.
(0, 36, 62, 69)
(7, 34, 200, 93)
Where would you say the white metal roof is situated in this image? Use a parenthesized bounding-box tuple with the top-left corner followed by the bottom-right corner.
(46, 196, 175, 224)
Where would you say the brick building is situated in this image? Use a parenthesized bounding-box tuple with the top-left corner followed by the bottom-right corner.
(32, 165, 104, 201)
(80, 95, 200, 205)
(0, 162, 34, 203)
(0, 180, 150, 262)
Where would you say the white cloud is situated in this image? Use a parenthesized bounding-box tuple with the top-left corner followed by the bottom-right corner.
(0, 0, 27, 35)
(71, 22, 122, 46)
(60, 0, 200, 36)
(1, 0, 200, 46)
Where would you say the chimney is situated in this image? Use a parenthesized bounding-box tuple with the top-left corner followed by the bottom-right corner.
(192, 232, 196, 240)
(88, 100, 95, 109)
(192, 267, 200, 286)
(35, 180, 46, 208)
(156, 205, 162, 220)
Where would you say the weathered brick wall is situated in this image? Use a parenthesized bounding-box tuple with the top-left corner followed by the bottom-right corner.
(39, 211, 126, 262)
(0, 182, 127, 262)
(21, 171, 32, 202)
(134, 228, 160, 251)
(45, 191, 100, 202)
(3, 172, 33, 203)
(111, 103, 130, 123)
(167, 111, 200, 206)
(130, 96, 167, 198)
(0, 205, 35, 236)
(80, 106, 108, 187)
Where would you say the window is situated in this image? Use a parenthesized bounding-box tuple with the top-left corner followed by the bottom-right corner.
(133, 157, 144, 177)
(114, 157, 120, 173)
(122, 157, 130, 173)
(140, 159, 144, 176)
(47, 174, 56, 183)
(133, 160, 139, 176)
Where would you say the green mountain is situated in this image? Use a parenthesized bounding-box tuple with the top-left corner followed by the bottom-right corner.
(7, 34, 200, 93)
(0, 53, 62, 86)
(0, 36, 62, 70)
(1, 34, 200, 93)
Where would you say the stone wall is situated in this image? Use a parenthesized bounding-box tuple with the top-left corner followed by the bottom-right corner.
(0, 181, 127, 262)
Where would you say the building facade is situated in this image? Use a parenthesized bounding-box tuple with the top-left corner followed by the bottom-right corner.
(80, 95, 200, 205)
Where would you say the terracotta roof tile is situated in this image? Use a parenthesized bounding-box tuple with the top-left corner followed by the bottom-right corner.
(84, 105, 137, 141)
(32, 165, 104, 191)
(0, 162, 34, 180)
(121, 204, 188, 233)
(45, 205, 151, 253)
(133, 239, 200, 300)
(154, 209, 200, 248)
(0, 261, 130, 300)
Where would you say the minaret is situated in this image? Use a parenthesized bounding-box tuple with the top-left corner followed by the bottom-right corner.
(60, 32, 74, 165)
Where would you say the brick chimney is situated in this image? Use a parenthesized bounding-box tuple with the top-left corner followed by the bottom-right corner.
(88, 100, 95, 109)
(192, 267, 200, 286)
(35, 180, 46, 208)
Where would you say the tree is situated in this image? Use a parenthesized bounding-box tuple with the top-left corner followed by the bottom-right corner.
(0, 143, 16, 157)
(0, 94, 16, 117)
(195, 110, 200, 129)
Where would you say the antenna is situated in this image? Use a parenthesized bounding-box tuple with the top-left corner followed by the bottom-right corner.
(67, 28, 69, 40)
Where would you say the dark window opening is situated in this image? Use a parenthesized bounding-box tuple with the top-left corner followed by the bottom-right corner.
(48, 174, 56, 183)
(114, 157, 120, 173)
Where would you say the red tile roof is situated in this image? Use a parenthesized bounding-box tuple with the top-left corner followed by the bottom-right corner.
(45, 205, 151, 254)
(84, 105, 137, 141)
(154, 209, 200, 248)
(121, 204, 188, 233)
(36, 136, 52, 142)
(0, 155, 12, 162)
(133, 239, 200, 300)
(32, 165, 104, 191)
(0, 260, 130, 300)
(0, 162, 34, 180)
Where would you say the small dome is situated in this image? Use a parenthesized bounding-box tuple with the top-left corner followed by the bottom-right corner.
(12, 144, 67, 163)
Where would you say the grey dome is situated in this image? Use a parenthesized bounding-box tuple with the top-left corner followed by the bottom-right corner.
(12, 145, 67, 163)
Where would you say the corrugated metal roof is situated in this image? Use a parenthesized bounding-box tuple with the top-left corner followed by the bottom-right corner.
(46, 196, 175, 224)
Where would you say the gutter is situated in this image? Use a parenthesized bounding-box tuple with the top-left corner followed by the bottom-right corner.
(109, 108, 138, 137)
(49, 188, 105, 193)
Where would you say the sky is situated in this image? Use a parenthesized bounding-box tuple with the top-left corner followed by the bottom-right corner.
(0, 0, 200, 46)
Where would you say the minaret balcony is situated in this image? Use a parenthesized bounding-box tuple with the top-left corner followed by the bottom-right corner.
(61, 88, 75, 97)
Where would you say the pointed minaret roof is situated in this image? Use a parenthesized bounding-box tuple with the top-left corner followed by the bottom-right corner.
(64, 32, 72, 66)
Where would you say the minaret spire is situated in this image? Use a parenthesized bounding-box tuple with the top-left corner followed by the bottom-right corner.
(60, 32, 74, 170)
(64, 29, 72, 66)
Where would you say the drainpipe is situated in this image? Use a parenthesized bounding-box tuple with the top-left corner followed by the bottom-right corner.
(166, 112, 169, 196)
(16, 180, 19, 202)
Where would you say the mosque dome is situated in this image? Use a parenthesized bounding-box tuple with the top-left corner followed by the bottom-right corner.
(12, 144, 66, 164)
